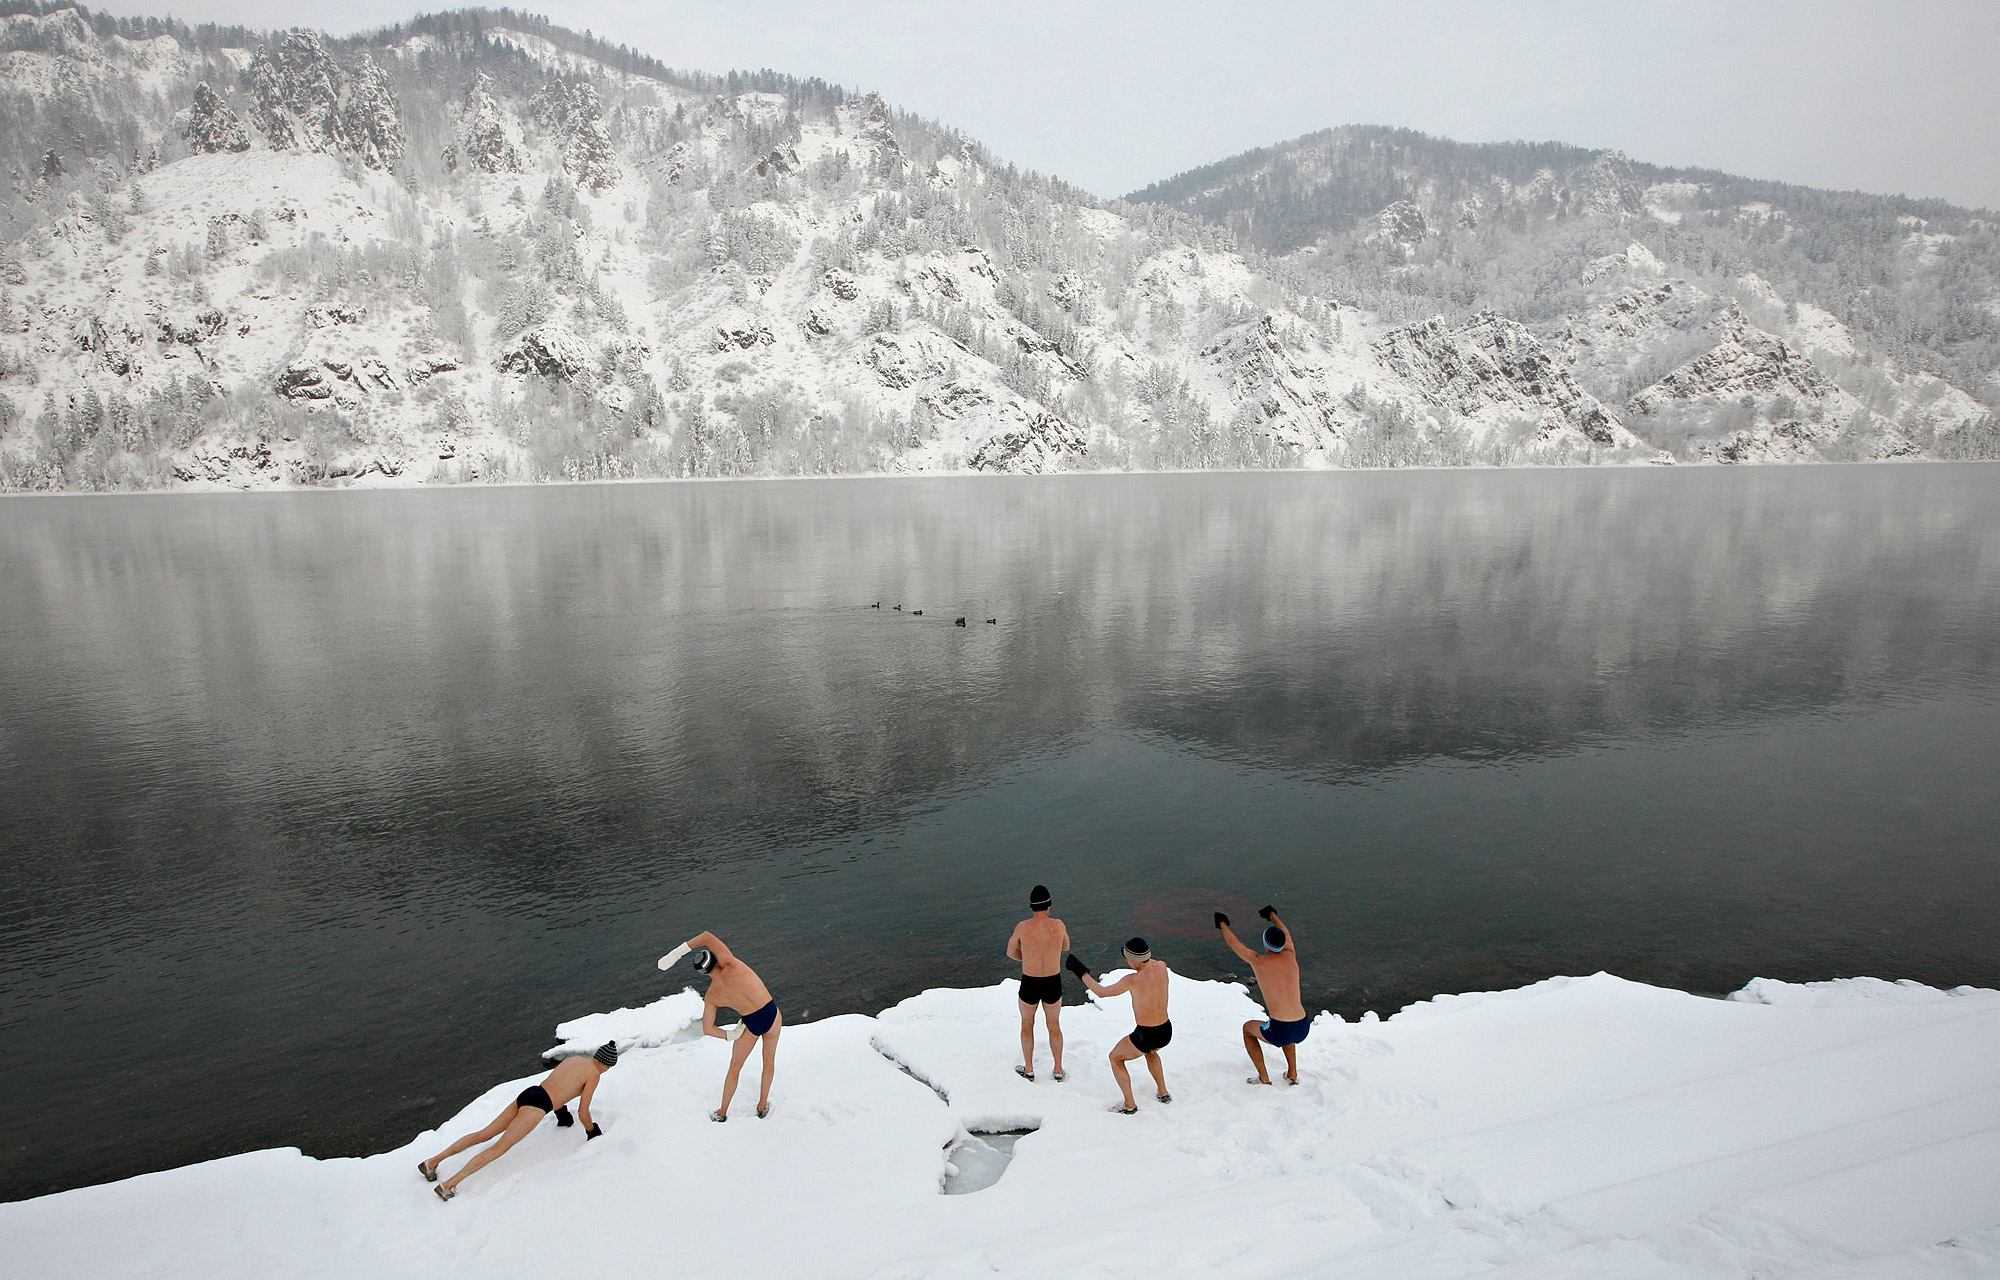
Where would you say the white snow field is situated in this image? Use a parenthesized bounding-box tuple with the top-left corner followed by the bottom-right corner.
(7, 972, 2000, 1278)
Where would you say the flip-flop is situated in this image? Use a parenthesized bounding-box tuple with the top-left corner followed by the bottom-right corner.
(1112, 1104, 1137, 1115)
(1053, 1069, 1066, 1082)
(1014, 1065, 1035, 1081)
(709, 1110, 728, 1123)
(433, 1184, 455, 1202)
(756, 1104, 770, 1119)
(417, 1159, 437, 1182)
(1286, 1076, 1300, 1086)
(1247, 1076, 1272, 1085)
(1156, 1092, 1173, 1104)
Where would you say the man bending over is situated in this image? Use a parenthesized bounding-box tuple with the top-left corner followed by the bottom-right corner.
(419, 1041, 617, 1201)
(1068, 938, 1172, 1113)
(1007, 883, 1070, 1081)
(1216, 905, 1309, 1085)
(662, 931, 781, 1120)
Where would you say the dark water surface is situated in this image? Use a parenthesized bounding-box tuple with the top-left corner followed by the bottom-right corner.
(3, 466, 1998, 1199)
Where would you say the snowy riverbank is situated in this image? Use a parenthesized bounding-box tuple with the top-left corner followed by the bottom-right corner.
(7, 972, 2000, 1278)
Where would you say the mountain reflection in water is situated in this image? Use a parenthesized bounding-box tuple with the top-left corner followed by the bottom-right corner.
(2, 466, 1996, 1199)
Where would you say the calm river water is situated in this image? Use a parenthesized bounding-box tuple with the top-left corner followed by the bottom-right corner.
(3, 466, 1998, 1198)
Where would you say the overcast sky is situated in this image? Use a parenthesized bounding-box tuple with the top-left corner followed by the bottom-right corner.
(100, 0, 2000, 209)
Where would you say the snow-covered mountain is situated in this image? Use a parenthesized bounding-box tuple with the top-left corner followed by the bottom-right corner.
(0, 9, 1991, 491)
(1131, 127, 2000, 466)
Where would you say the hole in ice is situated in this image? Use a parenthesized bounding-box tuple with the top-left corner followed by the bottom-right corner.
(940, 1128, 1035, 1195)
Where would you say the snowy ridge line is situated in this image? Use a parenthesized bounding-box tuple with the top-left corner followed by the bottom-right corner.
(2, 19, 1993, 493)
(10, 970, 2000, 1277)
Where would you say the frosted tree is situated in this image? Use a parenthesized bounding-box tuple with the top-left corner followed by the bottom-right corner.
(342, 54, 404, 171)
(175, 82, 250, 154)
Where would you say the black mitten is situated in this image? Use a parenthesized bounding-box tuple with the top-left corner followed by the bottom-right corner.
(554, 1105, 574, 1128)
(1213, 912, 1229, 929)
(1257, 905, 1276, 921)
(585, 1122, 602, 1140)
(1063, 953, 1090, 978)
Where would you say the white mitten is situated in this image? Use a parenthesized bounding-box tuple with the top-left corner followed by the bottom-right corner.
(657, 943, 692, 971)
(726, 1023, 746, 1042)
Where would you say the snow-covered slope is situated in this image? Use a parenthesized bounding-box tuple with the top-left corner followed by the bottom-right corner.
(1131, 127, 2000, 464)
(0, 13, 1991, 491)
(7, 972, 2000, 1277)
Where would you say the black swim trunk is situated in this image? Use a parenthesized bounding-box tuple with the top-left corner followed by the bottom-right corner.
(742, 1000, 779, 1037)
(1259, 1016, 1311, 1048)
(515, 1084, 554, 1114)
(1018, 973, 1062, 1005)
(1129, 1021, 1173, 1054)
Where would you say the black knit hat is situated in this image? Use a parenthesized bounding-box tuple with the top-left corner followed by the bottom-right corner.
(1122, 937, 1151, 963)
(1028, 884, 1052, 909)
(593, 1041, 619, 1067)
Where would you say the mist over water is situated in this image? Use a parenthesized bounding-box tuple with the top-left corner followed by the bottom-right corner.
(2, 465, 1997, 1199)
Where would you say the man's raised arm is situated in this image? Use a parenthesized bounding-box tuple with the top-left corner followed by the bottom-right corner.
(1214, 911, 1258, 963)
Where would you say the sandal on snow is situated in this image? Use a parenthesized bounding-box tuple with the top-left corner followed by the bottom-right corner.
(1014, 1065, 1035, 1081)
(417, 1159, 438, 1182)
(433, 1184, 455, 1202)
(1053, 1069, 1066, 1082)
(1112, 1104, 1137, 1115)
(1247, 1076, 1272, 1085)
(709, 1110, 728, 1122)
(757, 1104, 770, 1119)
(1156, 1092, 1173, 1104)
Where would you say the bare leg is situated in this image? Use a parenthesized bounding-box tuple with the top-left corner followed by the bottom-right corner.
(1018, 999, 1038, 1074)
(1044, 1002, 1065, 1078)
(441, 1106, 541, 1193)
(1282, 1044, 1298, 1083)
(425, 1103, 517, 1176)
(1144, 1050, 1169, 1100)
(756, 1010, 782, 1114)
(717, 1025, 758, 1116)
(1243, 1020, 1272, 1083)
(1109, 1037, 1141, 1110)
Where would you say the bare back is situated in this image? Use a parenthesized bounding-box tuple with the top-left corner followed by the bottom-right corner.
(1250, 949, 1306, 1021)
(708, 957, 774, 1017)
(537, 1055, 600, 1107)
(1125, 959, 1170, 1025)
(1010, 914, 1069, 978)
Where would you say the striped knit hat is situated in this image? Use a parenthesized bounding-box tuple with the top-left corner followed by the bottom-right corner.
(593, 1041, 619, 1067)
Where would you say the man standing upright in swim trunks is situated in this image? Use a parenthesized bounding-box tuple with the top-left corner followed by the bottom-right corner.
(1007, 883, 1070, 1081)
(419, 1041, 617, 1201)
(1069, 938, 1172, 1113)
(661, 931, 781, 1121)
(1216, 905, 1310, 1085)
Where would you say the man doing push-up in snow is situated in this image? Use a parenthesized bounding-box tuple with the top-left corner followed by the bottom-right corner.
(662, 930, 781, 1121)
(1216, 904, 1310, 1085)
(419, 1040, 617, 1201)
(1069, 938, 1172, 1113)
(1006, 883, 1070, 1081)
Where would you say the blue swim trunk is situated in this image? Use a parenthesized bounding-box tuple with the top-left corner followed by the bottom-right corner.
(1259, 1016, 1311, 1047)
(742, 1000, 780, 1037)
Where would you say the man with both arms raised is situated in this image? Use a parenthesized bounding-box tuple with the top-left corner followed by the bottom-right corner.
(1216, 904, 1310, 1085)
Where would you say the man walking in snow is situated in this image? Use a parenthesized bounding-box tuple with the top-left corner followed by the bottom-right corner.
(419, 1041, 617, 1201)
(1070, 938, 1173, 1113)
(661, 930, 782, 1120)
(1216, 905, 1310, 1085)
(1007, 883, 1071, 1081)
